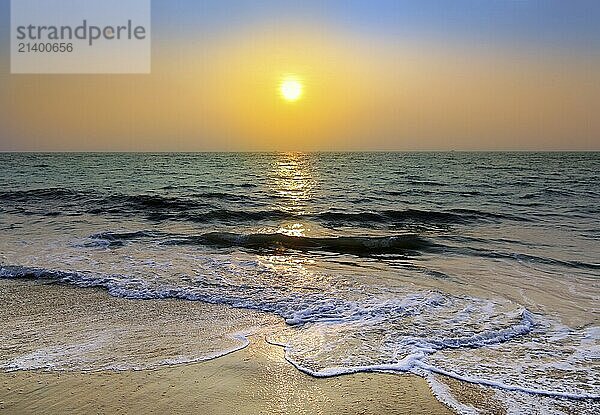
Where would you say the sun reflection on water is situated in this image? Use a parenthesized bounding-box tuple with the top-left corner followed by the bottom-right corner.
(270, 152, 317, 215)
(277, 222, 309, 237)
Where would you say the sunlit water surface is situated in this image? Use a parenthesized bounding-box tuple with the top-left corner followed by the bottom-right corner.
(0, 153, 598, 413)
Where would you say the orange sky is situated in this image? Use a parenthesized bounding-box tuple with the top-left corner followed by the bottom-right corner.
(1, 22, 599, 151)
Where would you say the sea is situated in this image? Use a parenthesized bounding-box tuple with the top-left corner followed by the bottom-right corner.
(0, 152, 598, 413)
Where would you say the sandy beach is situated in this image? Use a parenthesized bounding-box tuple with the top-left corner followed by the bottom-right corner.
(0, 338, 454, 415)
(0, 280, 454, 415)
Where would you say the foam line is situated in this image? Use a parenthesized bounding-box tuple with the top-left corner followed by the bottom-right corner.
(414, 362, 600, 400)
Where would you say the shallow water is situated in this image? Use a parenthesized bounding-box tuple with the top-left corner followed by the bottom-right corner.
(0, 152, 598, 413)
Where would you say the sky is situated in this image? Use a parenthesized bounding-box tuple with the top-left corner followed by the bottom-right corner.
(0, 0, 599, 151)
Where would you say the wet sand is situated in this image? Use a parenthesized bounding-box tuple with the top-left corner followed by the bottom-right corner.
(0, 280, 454, 415)
(0, 338, 454, 415)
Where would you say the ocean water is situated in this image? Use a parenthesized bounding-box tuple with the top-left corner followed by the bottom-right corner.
(0, 152, 598, 413)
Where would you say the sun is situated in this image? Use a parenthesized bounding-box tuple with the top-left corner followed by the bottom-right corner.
(279, 76, 303, 102)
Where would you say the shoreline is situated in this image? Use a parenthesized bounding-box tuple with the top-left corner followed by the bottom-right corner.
(0, 279, 455, 414)
(0, 335, 454, 415)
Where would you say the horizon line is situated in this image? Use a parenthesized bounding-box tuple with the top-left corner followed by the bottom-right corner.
(1, 150, 599, 154)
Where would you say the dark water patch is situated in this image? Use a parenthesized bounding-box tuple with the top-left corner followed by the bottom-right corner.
(447, 208, 528, 222)
(162, 232, 433, 256)
(97, 194, 207, 212)
(385, 209, 461, 222)
(520, 193, 539, 200)
(317, 208, 517, 226)
(502, 200, 546, 208)
(0, 188, 80, 202)
(381, 190, 410, 196)
(404, 180, 449, 186)
(195, 192, 248, 201)
(0, 188, 240, 209)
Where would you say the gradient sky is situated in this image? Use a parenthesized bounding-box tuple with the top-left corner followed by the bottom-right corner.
(1, 0, 599, 151)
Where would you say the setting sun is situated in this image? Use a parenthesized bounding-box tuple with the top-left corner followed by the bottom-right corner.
(280, 76, 303, 102)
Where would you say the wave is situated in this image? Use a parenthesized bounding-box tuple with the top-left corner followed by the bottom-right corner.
(87, 230, 598, 271)
(318, 209, 462, 224)
(0, 188, 79, 201)
(0, 188, 519, 226)
(82, 230, 166, 248)
(88, 194, 209, 214)
(88, 231, 434, 256)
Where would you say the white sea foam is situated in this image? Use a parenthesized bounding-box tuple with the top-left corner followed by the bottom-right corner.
(1, 333, 252, 373)
(1, 252, 599, 414)
(416, 362, 599, 400)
